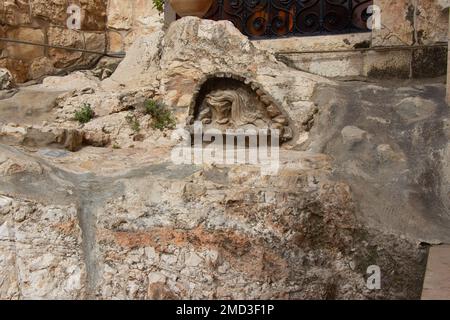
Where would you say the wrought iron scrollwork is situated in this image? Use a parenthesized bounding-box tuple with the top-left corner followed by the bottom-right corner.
(203, 0, 373, 38)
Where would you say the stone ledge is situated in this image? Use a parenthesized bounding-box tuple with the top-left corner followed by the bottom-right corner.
(253, 32, 372, 53)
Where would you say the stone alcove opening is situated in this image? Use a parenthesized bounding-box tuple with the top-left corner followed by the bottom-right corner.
(187, 73, 294, 147)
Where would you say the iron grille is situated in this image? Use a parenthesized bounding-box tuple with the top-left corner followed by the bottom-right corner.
(202, 0, 373, 38)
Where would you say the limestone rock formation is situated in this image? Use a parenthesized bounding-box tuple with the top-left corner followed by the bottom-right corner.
(0, 195, 85, 299)
(0, 17, 443, 300)
(107, 17, 331, 143)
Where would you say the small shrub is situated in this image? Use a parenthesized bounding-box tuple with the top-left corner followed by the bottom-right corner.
(152, 0, 164, 13)
(145, 100, 176, 131)
(112, 143, 121, 149)
(126, 114, 141, 133)
(74, 103, 94, 124)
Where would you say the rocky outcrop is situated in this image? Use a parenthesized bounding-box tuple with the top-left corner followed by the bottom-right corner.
(0, 195, 85, 299)
(0, 145, 427, 299)
(107, 17, 330, 144)
(307, 82, 450, 244)
(0, 17, 443, 300)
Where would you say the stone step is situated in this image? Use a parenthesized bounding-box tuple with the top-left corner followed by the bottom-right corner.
(421, 245, 450, 300)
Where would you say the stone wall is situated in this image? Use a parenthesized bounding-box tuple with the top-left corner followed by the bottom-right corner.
(258, 0, 449, 78)
(0, 0, 447, 83)
(0, 0, 162, 83)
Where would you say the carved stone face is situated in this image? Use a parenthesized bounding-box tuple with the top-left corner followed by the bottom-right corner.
(191, 75, 293, 142)
(203, 89, 262, 127)
(205, 91, 232, 125)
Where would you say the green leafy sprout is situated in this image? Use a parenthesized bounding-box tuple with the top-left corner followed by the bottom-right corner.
(144, 100, 176, 131)
(126, 114, 141, 133)
(152, 0, 164, 13)
(74, 103, 94, 124)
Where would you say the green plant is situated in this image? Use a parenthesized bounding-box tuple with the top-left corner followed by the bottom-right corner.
(74, 103, 94, 124)
(145, 100, 176, 131)
(112, 143, 121, 149)
(126, 114, 141, 133)
(152, 0, 164, 13)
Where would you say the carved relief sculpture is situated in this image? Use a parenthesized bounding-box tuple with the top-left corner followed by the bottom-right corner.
(189, 73, 293, 142)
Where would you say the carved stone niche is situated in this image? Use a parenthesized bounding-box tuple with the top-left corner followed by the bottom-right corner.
(187, 73, 294, 142)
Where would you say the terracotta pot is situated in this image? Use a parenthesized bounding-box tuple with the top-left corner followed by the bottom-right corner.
(169, 0, 213, 18)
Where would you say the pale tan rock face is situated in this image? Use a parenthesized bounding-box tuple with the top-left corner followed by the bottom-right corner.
(47, 27, 84, 68)
(29, 56, 55, 79)
(6, 28, 45, 60)
(0, 11, 443, 301)
(107, 0, 134, 30)
(108, 31, 123, 52)
(0, 58, 29, 84)
(0, 197, 86, 299)
(105, 30, 165, 89)
(42, 71, 101, 91)
(0, 0, 31, 26)
(134, 0, 159, 28)
(30, 0, 68, 26)
(108, 17, 330, 137)
(80, 0, 107, 31)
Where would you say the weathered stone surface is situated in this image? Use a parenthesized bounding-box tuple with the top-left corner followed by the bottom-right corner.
(0, 0, 31, 25)
(0, 59, 29, 84)
(416, 1, 448, 44)
(0, 87, 62, 126)
(394, 97, 437, 123)
(0, 197, 85, 299)
(47, 27, 84, 68)
(133, 0, 161, 26)
(30, 0, 67, 26)
(308, 81, 450, 244)
(372, 0, 414, 46)
(107, 0, 134, 30)
(108, 17, 330, 137)
(372, 0, 448, 46)
(80, 0, 107, 31)
(364, 50, 412, 79)
(105, 30, 165, 89)
(438, 0, 450, 9)
(341, 126, 367, 146)
(0, 15, 446, 301)
(28, 57, 55, 80)
(6, 28, 45, 60)
(108, 31, 123, 52)
(42, 71, 100, 91)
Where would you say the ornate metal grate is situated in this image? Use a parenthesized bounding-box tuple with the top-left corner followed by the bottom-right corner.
(203, 0, 373, 38)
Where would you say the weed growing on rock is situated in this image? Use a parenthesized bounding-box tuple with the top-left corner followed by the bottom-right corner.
(145, 100, 176, 131)
(126, 114, 141, 133)
(74, 103, 94, 124)
(152, 0, 164, 13)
